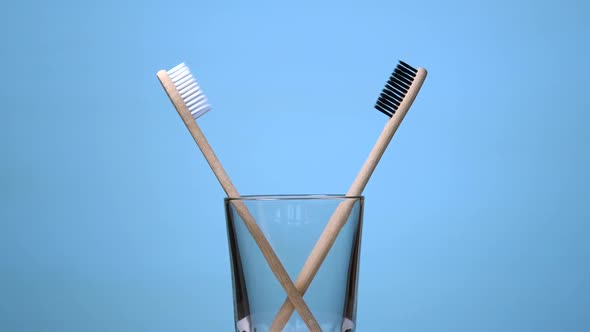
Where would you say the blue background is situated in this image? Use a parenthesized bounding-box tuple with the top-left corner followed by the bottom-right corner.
(1, 0, 589, 331)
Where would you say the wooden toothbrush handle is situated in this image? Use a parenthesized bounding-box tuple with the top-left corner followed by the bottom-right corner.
(348, 68, 428, 194)
(270, 68, 428, 331)
(157, 71, 321, 331)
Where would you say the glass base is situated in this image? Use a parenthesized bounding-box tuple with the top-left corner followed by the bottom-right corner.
(236, 315, 355, 332)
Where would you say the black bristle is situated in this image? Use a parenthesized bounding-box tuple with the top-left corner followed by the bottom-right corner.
(397, 65, 416, 77)
(375, 102, 394, 118)
(379, 93, 399, 109)
(374, 60, 418, 117)
(376, 98, 396, 112)
(381, 88, 403, 104)
(375, 99, 395, 117)
(385, 81, 407, 96)
(389, 76, 410, 90)
(393, 68, 414, 85)
(399, 60, 418, 73)
(391, 76, 412, 90)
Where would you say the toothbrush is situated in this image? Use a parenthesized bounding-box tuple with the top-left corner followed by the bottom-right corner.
(270, 60, 428, 330)
(156, 63, 321, 331)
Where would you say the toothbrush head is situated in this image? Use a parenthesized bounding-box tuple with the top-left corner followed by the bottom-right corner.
(162, 63, 211, 120)
(375, 60, 418, 118)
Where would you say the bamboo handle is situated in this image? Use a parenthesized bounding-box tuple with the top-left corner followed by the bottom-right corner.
(348, 67, 428, 194)
(157, 71, 321, 331)
(270, 68, 428, 331)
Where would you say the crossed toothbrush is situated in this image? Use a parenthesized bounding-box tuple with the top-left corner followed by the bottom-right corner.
(157, 60, 427, 331)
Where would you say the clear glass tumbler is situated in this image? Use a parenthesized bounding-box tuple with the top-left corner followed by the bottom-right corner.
(224, 195, 364, 332)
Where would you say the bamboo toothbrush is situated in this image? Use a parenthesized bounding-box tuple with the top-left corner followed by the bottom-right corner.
(156, 63, 321, 331)
(270, 60, 428, 331)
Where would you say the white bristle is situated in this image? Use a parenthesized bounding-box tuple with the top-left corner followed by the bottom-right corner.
(174, 74, 193, 87)
(167, 63, 185, 74)
(184, 94, 203, 107)
(181, 86, 200, 99)
(188, 96, 208, 110)
(170, 69, 189, 81)
(176, 78, 196, 91)
(186, 95, 206, 109)
(167, 64, 184, 75)
(190, 104, 207, 114)
(166, 63, 211, 119)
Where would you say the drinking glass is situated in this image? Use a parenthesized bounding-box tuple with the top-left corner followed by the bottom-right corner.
(224, 195, 364, 332)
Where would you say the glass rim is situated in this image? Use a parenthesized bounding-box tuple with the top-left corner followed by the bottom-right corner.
(224, 194, 364, 201)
